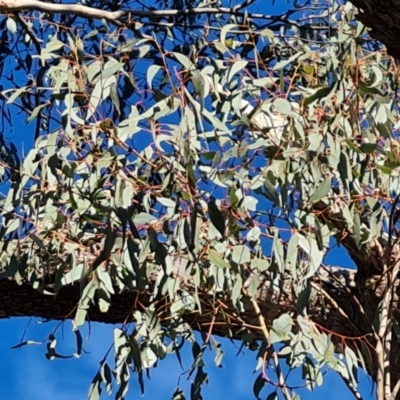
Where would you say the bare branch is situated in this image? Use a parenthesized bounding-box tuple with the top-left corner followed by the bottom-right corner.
(14, 13, 42, 54)
(0, 0, 297, 26)
(0, 0, 125, 25)
(232, 0, 257, 12)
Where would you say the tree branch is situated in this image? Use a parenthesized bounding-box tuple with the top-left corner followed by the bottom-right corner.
(0, 264, 367, 339)
(337, 371, 364, 400)
(0, 0, 297, 26)
(246, 290, 292, 400)
(0, 0, 125, 25)
(15, 12, 42, 53)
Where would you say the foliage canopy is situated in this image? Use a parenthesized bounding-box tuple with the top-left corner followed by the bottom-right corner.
(2, 0, 400, 399)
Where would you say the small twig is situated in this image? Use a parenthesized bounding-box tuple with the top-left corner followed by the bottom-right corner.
(205, 306, 219, 344)
(320, 263, 371, 326)
(14, 13, 43, 54)
(310, 281, 362, 336)
(0, 0, 299, 27)
(244, 290, 292, 400)
(233, 0, 257, 12)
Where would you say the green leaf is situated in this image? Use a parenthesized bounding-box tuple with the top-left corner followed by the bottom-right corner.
(11, 340, 41, 349)
(260, 28, 274, 39)
(100, 61, 125, 82)
(5, 218, 19, 235)
(207, 198, 226, 238)
(272, 231, 285, 273)
(97, 266, 115, 295)
(286, 234, 298, 280)
(43, 37, 65, 53)
(192, 73, 209, 111)
(369, 65, 383, 88)
(27, 103, 47, 123)
(270, 314, 293, 344)
(214, 41, 228, 54)
(360, 143, 385, 154)
(251, 258, 270, 271)
(345, 346, 359, 387)
(171, 388, 186, 400)
(158, 197, 175, 208)
(6, 17, 17, 35)
(273, 52, 302, 71)
(88, 374, 102, 400)
(75, 280, 98, 326)
(7, 86, 29, 104)
(147, 64, 162, 90)
(252, 77, 277, 87)
(172, 52, 193, 70)
(247, 226, 261, 242)
(273, 98, 291, 114)
(211, 339, 224, 367)
(87, 75, 116, 120)
(231, 274, 243, 307)
(304, 82, 337, 106)
(208, 249, 231, 269)
(220, 24, 240, 43)
(73, 328, 83, 358)
(309, 177, 331, 203)
(100, 363, 113, 395)
(253, 373, 266, 400)
(227, 60, 248, 82)
(133, 213, 157, 224)
(231, 245, 251, 264)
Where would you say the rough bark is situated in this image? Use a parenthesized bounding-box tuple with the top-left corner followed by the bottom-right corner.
(351, 0, 400, 60)
(0, 265, 356, 332)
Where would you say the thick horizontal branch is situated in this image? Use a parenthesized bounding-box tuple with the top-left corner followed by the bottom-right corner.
(0, 0, 125, 25)
(0, 0, 296, 26)
(0, 265, 366, 342)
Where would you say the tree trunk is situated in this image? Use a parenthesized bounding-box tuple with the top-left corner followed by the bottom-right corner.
(351, 0, 400, 60)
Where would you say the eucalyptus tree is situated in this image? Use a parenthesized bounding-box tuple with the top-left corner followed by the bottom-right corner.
(1, 0, 400, 399)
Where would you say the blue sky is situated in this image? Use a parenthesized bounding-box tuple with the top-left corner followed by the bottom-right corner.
(0, 1, 378, 399)
(0, 316, 376, 399)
